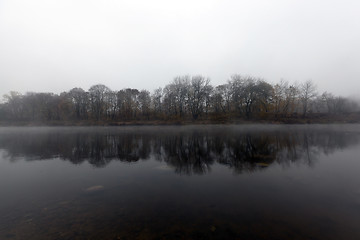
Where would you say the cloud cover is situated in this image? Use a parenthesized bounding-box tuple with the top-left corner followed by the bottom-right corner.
(0, 0, 359, 98)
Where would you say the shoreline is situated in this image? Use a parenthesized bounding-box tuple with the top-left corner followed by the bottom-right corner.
(1, 115, 359, 127)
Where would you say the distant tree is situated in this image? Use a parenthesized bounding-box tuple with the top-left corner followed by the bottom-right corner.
(213, 84, 231, 113)
(203, 84, 213, 116)
(151, 87, 163, 118)
(229, 75, 273, 118)
(106, 90, 118, 120)
(88, 84, 111, 120)
(300, 80, 317, 117)
(172, 76, 190, 117)
(321, 92, 336, 113)
(138, 90, 151, 119)
(187, 75, 211, 120)
(121, 88, 139, 120)
(212, 85, 226, 114)
(162, 84, 177, 117)
(0, 103, 6, 120)
(0, 74, 357, 123)
(36, 93, 57, 121)
(69, 88, 88, 119)
(3, 91, 24, 120)
(273, 80, 288, 115)
(241, 77, 258, 118)
(58, 92, 74, 120)
(253, 80, 273, 114)
(229, 74, 244, 114)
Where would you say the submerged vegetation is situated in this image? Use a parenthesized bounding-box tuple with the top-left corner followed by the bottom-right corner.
(1, 75, 359, 124)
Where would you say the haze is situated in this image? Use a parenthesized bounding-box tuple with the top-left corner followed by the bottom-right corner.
(0, 0, 359, 98)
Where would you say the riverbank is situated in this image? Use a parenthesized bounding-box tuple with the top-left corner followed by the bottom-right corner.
(1, 113, 360, 126)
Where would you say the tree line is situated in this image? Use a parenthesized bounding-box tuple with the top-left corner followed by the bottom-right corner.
(1, 75, 359, 123)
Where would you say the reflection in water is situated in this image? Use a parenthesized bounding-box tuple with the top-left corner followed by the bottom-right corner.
(0, 126, 358, 175)
(1, 125, 360, 240)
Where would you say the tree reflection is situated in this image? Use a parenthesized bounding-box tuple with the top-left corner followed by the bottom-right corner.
(0, 127, 359, 174)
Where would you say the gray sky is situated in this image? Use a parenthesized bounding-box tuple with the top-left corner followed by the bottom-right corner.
(0, 0, 359, 98)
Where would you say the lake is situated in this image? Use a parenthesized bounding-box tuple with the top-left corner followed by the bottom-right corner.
(0, 125, 360, 240)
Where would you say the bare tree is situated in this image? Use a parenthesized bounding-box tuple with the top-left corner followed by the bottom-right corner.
(229, 74, 244, 114)
(106, 90, 118, 120)
(242, 77, 257, 119)
(138, 90, 151, 119)
(187, 75, 211, 120)
(151, 87, 163, 118)
(300, 80, 317, 117)
(212, 85, 228, 114)
(173, 76, 190, 117)
(1, 75, 357, 123)
(123, 88, 139, 119)
(273, 80, 299, 116)
(89, 84, 111, 120)
(253, 80, 273, 113)
(273, 80, 288, 115)
(162, 76, 191, 118)
(3, 91, 24, 120)
(69, 88, 88, 119)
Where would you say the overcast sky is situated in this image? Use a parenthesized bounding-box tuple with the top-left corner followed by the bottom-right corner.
(0, 0, 359, 98)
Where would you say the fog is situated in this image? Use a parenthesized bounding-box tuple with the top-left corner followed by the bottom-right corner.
(1, 0, 359, 98)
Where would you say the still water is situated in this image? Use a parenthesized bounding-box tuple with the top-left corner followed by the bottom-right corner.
(0, 125, 360, 240)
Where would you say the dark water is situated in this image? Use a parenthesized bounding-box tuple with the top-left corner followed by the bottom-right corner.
(0, 125, 360, 240)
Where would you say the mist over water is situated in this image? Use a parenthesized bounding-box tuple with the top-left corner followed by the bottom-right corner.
(0, 125, 360, 239)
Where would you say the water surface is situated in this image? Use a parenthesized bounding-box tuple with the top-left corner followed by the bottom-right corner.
(0, 125, 360, 240)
